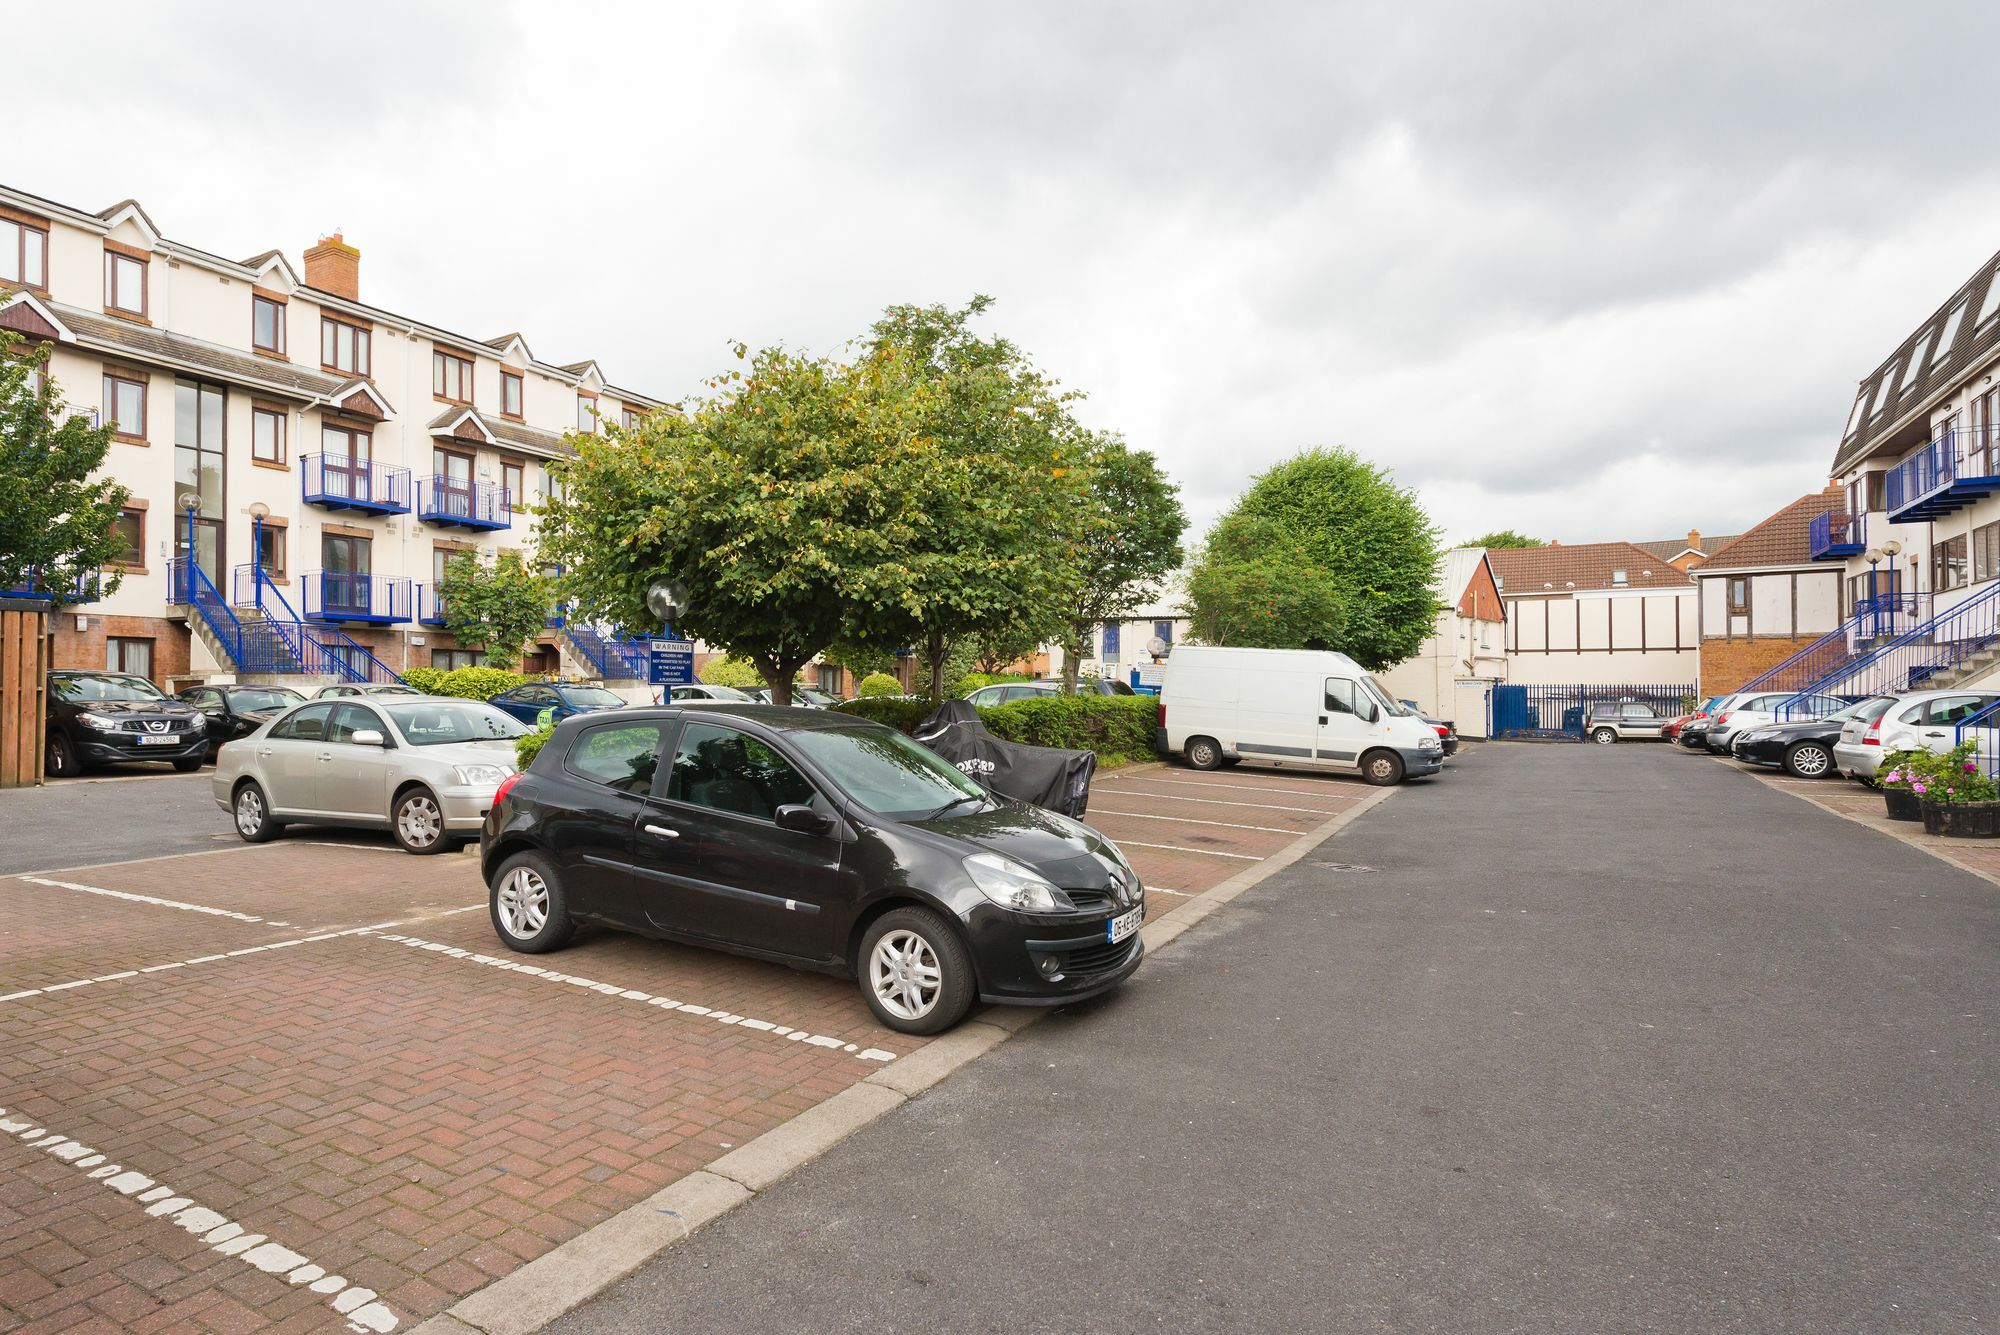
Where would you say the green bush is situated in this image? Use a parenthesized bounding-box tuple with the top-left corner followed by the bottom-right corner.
(430, 666, 527, 701)
(952, 671, 1032, 697)
(400, 666, 448, 695)
(515, 722, 555, 770)
(700, 654, 765, 689)
(833, 693, 1160, 767)
(857, 672, 904, 698)
(832, 696, 937, 734)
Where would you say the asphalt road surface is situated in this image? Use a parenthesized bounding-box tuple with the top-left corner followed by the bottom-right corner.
(550, 744, 1997, 1334)
(0, 770, 227, 874)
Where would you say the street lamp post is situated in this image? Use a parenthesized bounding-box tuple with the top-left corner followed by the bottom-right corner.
(248, 502, 270, 611)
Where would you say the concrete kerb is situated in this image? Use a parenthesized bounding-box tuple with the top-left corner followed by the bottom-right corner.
(413, 770, 1399, 1335)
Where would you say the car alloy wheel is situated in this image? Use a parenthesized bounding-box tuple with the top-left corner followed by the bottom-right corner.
(233, 782, 281, 843)
(1591, 727, 1617, 745)
(496, 866, 549, 939)
(869, 929, 942, 1022)
(1787, 742, 1832, 778)
(46, 732, 77, 778)
(394, 790, 447, 854)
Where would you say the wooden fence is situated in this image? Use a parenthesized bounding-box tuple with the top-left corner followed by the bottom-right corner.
(1, 598, 49, 787)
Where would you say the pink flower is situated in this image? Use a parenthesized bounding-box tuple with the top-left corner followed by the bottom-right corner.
(1887, 770, 1903, 782)
(1913, 782, 1928, 794)
(1966, 762, 1979, 773)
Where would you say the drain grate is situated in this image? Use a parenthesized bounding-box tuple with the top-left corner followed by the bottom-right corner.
(1310, 860, 1375, 873)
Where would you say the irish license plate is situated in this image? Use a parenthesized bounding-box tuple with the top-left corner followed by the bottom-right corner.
(137, 733, 179, 745)
(1106, 904, 1143, 944)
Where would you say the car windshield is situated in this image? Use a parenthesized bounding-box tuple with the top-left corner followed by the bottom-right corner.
(52, 673, 163, 703)
(380, 700, 529, 746)
(1363, 678, 1411, 715)
(1849, 697, 1897, 723)
(702, 685, 757, 701)
(788, 724, 988, 819)
(228, 688, 304, 712)
(371, 685, 421, 695)
(562, 686, 627, 708)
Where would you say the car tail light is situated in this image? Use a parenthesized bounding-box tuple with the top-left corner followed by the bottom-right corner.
(1433, 724, 1449, 736)
(493, 773, 522, 806)
(1157, 701, 1166, 729)
(1863, 716, 1883, 746)
(1715, 713, 1732, 727)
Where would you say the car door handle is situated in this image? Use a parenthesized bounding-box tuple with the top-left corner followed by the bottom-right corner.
(257, 748, 272, 758)
(1318, 716, 1327, 725)
(1926, 730, 1948, 738)
(643, 824, 680, 839)
(317, 751, 335, 762)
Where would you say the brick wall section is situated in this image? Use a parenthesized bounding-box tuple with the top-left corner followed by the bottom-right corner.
(1700, 634, 1820, 696)
(49, 614, 191, 688)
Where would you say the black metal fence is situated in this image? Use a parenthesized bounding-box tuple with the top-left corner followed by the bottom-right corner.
(1490, 683, 1699, 742)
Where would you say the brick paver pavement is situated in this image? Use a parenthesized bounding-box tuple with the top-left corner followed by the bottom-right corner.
(0, 757, 1398, 1333)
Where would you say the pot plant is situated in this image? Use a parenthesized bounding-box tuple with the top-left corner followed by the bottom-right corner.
(1875, 748, 1931, 821)
(1915, 741, 2000, 838)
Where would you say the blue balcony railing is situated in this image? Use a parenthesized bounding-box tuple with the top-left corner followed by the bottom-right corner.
(2, 567, 100, 604)
(1886, 422, 2000, 523)
(302, 571, 413, 624)
(416, 583, 448, 627)
(417, 476, 511, 531)
(302, 454, 412, 516)
(1807, 510, 1866, 561)
(1776, 582, 2000, 719)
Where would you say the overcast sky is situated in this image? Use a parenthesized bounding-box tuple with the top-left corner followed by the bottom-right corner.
(13, 1, 1999, 548)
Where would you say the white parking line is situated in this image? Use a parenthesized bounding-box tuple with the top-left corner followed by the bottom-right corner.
(0, 922, 403, 1005)
(1146, 885, 1194, 897)
(1115, 839, 1264, 861)
(371, 932, 898, 1063)
(1090, 789, 1334, 815)
(0, 1105, 399, 1331)
(1087, 808, 1299, 835)
(1104, 776, 1356, 800)
(14, 875, 267, 923)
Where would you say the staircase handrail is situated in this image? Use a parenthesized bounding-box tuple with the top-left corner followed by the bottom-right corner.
(1777, 581, 2000, 718)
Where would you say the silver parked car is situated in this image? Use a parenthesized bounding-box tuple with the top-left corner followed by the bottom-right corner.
(212, 697, 528, 853)
(1831, 689, 2000, 782)
(313, 683, 424, 700)
(1582, 700, 1669, 743)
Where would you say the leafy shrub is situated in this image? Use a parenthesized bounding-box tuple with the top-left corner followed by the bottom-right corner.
(400, 667, 448, 695)
(515, 722, 555, 770)
(429, 666, 526, 701)
(832, 696, 937, 734)
(953, 671, 1032, 697)
(700, 654, 765, 689)
(1885, 741, 1998, 805)
(833, 693, 1161, 767)
(857, 672, 904, 698)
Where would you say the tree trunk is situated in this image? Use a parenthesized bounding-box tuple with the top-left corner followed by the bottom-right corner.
(754, 654, 799, 709)
(925, 629, 950, 702)
(1060, 623, 1087, 692)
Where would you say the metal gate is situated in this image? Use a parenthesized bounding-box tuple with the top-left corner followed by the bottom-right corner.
(1490, 683, 1696, 742)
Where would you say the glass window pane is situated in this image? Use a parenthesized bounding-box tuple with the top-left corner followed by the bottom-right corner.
(668, 723, 813, 817)
(0, 220, 17, 283)
(568, 721, 667, 795)
(254, 299, 277, 349)
(24, 228, 42, 286)
(356, 330, 369, 374)
(322, 320, 337, 365)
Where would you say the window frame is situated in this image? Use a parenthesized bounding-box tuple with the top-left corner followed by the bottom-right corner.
(102, 369, 147, 441)
(104, 636, 154, 678)
(432, 348, 475, 404)
(0, 217, 48, 289)
(251, 405, 287, 465)
(103, 249, 148, 317)
(500, 369, 523, 419)
(500, 460, 524, 516)
(577, 394, 597, 432)
(255, 522, 285, 579)
(320, 316, 372, 376)
(108, 507, 145, 571)
(1933, 533, 1971, 592)
(563, 718, 672, 797)
(1728, 577, 1749, 615)
(251, 295, 286, 355)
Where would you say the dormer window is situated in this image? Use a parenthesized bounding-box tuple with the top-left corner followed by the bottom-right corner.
(104, 248, 147, 317)
(1611, 570, 1628, 587)
(252, 295, 285, 355)
(501, 370, 523, 418)
(321, 317, 370, 376)
(1, 218, 47, 289)
(623, 405, 646, 430)
(577, 395, 597, 432)
(433, 349, 474, 404)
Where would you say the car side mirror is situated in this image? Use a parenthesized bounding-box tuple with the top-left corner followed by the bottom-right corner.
(1358, 701, 1378, 723)
(774, 804, 833, 835)
(350, 729, 387, 747)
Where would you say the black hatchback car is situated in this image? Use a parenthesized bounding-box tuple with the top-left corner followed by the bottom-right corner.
(1728, 697, 1892, 779)
(481, 704, 1146, 1035)
(46, 670, 207, 776)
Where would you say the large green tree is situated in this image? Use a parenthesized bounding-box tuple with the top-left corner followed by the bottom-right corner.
(1465, 529, 1541, 549)
(863, 298, 1090, 699)
(1054, 432, 1186, 690)
(1184, 513, 1347, 650)
(0, 336, 129, 601)
(536, 345, 939, 707)
(436, 550, 552, 672)
(1186, 447, 1440, 669)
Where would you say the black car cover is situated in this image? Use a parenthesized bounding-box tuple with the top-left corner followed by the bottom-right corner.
(913, 700, 1098, 818)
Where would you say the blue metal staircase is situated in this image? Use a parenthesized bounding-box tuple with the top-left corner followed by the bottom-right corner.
(169, 559, 401, 684)
(1733, 594, 1929, 697)
(1776, 583, 2000, 718)
(562, 623, 650, 679)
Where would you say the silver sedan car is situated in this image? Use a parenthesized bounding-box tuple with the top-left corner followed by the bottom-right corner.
(212, 696, 528, 853)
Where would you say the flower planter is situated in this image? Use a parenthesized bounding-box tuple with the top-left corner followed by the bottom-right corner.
(1920, 801, 2000, 838)
(1883, 788, 1923, 822)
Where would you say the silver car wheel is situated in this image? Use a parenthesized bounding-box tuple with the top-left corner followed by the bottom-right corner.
(398, 794, 442, 848)
(1791, 744, 1831, 777)
(235, 787, 264, 836)
(868, 929, 942, 1021)
(496, 866, 549, 939)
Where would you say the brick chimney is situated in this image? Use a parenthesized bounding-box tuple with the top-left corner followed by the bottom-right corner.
(1687, 527, 1702, 552)
(304, 232, 359, 300)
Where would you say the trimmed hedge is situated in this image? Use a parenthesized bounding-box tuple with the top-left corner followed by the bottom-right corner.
(515, 722, 555, 770)
(856, 672, 904, 698)
(404, 665, 527, 701)
(831, 693, 1159, 767)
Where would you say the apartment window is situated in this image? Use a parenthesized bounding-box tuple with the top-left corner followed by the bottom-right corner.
(320, 317, 371, 376)
(501, 461, 524, 515)
(431, 647, 487, 671)
(1846, 472, 1886, 516)
(433, 349, 474, 403)
(105, 637, 153, 678)
(1101, 622, 1121, 660)
(256, 522, 285, 578)
(1869, 360, 1901, 419)
(1849, 568, 1901, 615)
(500, 370, 523, 418)
(252, 295, 286, 354)
(577, 395, 596, 432)
(1981, 268, 2000, 329)
(1153, 620, 1174, 649)
(109, 508, 144, 567)
(320, 424, 372, 499)
(1728, 578, 1749, 615)
(102, 370, 147, 440)
(623, 405, 645, 430)
(104, 250, 147, 316)
(1974, 522, 2000, 584)
(251, 406, 286, 464)
(1933, 534, 1970, 592)
(0, 218, 47, 288)
(1936, 301, 1968, 364)
(1611, 569, 1629, 587)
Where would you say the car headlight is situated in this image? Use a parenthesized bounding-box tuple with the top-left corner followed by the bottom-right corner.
(453, 763, 514, 786)
(963, 852, 1061, 912)
(78, 712, 124, 731)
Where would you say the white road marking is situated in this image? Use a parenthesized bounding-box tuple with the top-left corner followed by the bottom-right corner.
(0, 922, 404, 1005)
(1, 1105, 399, 1331)
(1088, 788, 1334, 815)
(1114, 840, 1264, 861)
(1145, 886, 1194, 897)
(14, 875, 266, 923)
(1087, 808, 1298, 834)
(1106, 776, 1354, 800)
(370, 932, 897, 1064)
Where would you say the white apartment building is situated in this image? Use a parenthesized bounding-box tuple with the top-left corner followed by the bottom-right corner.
(1817, 243, 2000, 699)
(0, 182, 664, 688)
(1375, 547, 1508, 736)
(1486, 541, 1700, 686)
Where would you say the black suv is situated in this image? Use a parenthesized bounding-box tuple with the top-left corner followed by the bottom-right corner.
(46, 670, 207, 777)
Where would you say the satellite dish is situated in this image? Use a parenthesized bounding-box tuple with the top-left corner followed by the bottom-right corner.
(645, 578, 688, 626)
(1146, 635, 1168, 657)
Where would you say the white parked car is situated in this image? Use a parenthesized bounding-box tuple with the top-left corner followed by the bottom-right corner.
(212, 696, 529, 853)
(1708, 691, 1846, 754)
(663, 684, 757, 704)
(1831, 689, 2000, 782)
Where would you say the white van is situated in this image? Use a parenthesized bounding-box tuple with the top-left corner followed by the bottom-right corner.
(1156, 646, 1444, 785)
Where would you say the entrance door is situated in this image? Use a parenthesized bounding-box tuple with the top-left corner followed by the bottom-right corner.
(323, 534, 372, 618)
(435, 449, 473, 519)
(1315, 677, 1377, 767)
(323, 426, 373, 503)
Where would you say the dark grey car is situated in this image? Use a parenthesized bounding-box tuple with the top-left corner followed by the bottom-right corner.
(1585, 701, 1668, 744)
